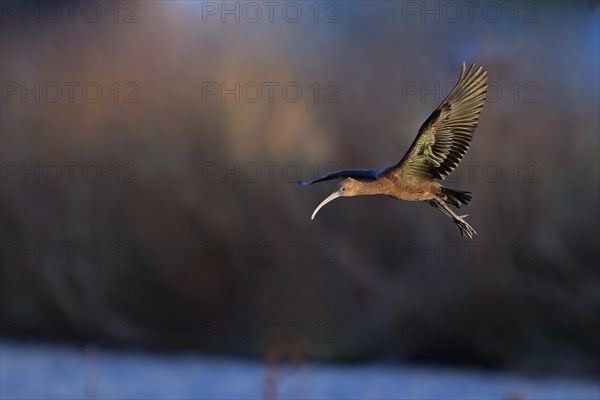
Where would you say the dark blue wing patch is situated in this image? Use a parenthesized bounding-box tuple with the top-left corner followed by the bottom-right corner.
(298, 169, 381, 186)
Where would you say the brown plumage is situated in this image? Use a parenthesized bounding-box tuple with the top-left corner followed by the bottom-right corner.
(299, 63, 488, 239)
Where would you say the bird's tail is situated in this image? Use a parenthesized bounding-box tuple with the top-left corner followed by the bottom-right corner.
(442, 188, 472, 208)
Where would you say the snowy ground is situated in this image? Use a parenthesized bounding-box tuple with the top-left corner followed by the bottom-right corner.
(1, 343, 598, 400)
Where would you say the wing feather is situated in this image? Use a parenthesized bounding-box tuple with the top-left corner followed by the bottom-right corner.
(385, 63, 487, 180)
(298, 169, 381, 186)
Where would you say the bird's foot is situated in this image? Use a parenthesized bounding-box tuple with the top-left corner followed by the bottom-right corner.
(455, 214, 477, 239)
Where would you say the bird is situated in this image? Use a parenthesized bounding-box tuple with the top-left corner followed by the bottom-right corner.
(299, 63, 487, 239)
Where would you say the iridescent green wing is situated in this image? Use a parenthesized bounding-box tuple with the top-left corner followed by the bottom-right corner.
(386, 63, 487, 181)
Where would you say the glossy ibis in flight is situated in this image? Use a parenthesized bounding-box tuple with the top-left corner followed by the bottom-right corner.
(299, 63, 487, 239)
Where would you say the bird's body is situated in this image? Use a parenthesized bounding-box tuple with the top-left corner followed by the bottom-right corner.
(299, 63, 488, 239)
(327, 174, 439, 201)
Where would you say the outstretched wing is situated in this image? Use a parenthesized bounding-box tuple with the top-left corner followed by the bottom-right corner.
(386, 63, 487, 181)
(298, 169, 381, 186)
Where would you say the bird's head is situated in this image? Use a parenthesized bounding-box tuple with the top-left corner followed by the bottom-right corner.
(311, 178, 363, 220)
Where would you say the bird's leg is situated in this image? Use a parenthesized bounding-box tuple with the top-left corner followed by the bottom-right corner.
(434, 197, 477, 239)
(426, 200, 453, 220)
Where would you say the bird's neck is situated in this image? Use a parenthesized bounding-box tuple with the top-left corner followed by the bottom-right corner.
(353, 179, 391, 196)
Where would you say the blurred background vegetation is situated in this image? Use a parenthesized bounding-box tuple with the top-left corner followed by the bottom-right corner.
(1, 0, 598, 377)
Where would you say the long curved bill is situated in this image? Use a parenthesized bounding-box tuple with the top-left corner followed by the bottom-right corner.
(311, 190, 341, 220)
